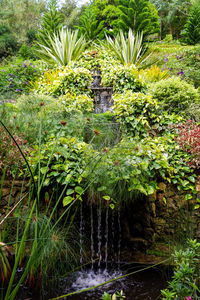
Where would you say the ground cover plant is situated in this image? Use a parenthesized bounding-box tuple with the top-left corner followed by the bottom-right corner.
(1, 1, 200, 298)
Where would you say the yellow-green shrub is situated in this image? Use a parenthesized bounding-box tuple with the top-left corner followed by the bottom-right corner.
(32, 67, 92, 96)
(58, 93, 94, 114)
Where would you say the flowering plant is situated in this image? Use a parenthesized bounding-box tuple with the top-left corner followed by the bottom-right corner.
(0, 59, 42, 95)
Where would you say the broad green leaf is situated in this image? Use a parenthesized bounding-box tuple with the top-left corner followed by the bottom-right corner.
(110, 204, 115, 210)
(75, 186, 84, 194)
(41, 166, 48, 174)
(103, 196, 110, 201)
(63, 196, 73, 207)
(67, 189, 74, 195)
(97, 186, 106, 192)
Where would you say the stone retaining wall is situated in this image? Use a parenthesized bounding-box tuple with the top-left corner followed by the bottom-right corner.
(149, 181, 200, 242)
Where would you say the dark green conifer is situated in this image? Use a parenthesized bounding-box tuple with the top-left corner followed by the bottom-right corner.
(114, 0, 160, 37)
(37, 0, 64, 47)
(184, 0, 200, 45)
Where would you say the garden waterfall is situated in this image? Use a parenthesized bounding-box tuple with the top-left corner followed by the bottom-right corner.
(71, 201, 122, 290)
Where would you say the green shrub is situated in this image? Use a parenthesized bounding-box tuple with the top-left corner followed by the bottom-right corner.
(163, 46, 200, 88)
(163, 34, 173, 43)
(150, 76, 200, 114)
(113, 91, 159, 136)
(0, 25, 17, 58)
(28, 136, 93, 206)
(88, 136, 172, 204)
(27, 29, 37, 44)
(33, 67, 92, 96)
(70, 48, 121, 73)
(139, 65, 169, 84)
(184, 1, 200, 45)
(18, 43, 33, 60)
(162, 239, 200, 300)
(102, 64, 146, 93)
(59, 93, 94, 114)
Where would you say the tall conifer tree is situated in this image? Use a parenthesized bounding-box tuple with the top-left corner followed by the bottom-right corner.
(37, 0, 64, 47)
(114, 0, 160, 37)
(184, 0, 200, 44)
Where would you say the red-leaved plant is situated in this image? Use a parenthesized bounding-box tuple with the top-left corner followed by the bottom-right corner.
(173, 120, 200, 168)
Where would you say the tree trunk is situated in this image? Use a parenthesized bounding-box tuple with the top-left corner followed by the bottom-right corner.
(169, 24, 173, 36)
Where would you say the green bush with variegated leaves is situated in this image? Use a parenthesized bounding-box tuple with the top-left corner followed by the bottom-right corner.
(32, 67, 92, 96)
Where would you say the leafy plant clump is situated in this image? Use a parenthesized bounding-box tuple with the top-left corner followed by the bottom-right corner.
(139, 65, 169, 84)
(88, 126, 196, 204)
(101, 290, 125, 300)
(33, 67, 92, 96)
(105, 29, 145, 66)
(150, 76, 200, 114)
(102, 64, 146, 93)
(28, 136, 94, 206)
(36, 28, 88, 66)
(59, 93, 94, 114)
(113, 91, 159, 137)
(162, 46, 200, 88)
(161, 239, 200, 300)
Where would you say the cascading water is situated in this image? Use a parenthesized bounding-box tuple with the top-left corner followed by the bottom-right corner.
(104, 205, 109, 270)
(111, 210, 115, 263)
(79, 202, 83, 266)
(90, 205, 94, 270)
(118, 211, 121, 268)
(97, 201, 102, 269)
(70, 202, 123, 292)
(64, 204, 168, 300)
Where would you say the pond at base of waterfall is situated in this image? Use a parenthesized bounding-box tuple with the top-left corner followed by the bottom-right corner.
(15, 262, 170, 300)
(62, 263, 169, 300)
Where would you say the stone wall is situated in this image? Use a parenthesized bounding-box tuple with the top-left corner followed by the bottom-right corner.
(121, 180, 200, 257)
(149, 182, 200, 242)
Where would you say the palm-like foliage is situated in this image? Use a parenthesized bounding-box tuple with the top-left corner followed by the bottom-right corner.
(105, 28, 151, 66)
(36, 28, 87, 66)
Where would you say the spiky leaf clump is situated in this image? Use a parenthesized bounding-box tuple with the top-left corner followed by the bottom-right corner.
(105, 28, 151, 66)
(36, 28, 87, 66)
